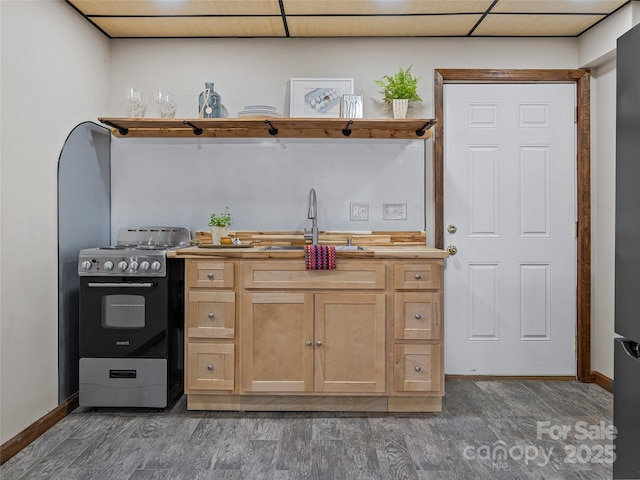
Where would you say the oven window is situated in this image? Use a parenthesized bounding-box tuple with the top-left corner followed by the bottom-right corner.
(102, 295, 145, 328)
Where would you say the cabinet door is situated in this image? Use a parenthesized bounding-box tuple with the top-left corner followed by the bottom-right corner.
(187, 290, 235, 338)
(187, 343, 235, 392)
(241, 292, 314, 393)
(393, 344, 442, 393)
(394, 292, 441, 340)
(187, 260, 234, 289)
(314, 293, 386, 393)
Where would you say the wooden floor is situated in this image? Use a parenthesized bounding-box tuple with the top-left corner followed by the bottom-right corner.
(1, 379, 613, 480)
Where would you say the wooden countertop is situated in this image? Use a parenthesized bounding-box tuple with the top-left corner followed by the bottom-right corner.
(168, 245, 449, 259)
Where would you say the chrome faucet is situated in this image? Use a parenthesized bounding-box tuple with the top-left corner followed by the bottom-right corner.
(305, 188, 319, 245)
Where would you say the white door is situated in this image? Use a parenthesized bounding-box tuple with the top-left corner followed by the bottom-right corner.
(444, 83, 576, 375)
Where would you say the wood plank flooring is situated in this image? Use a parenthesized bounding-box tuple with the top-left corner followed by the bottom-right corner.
(1, 380, 614, 480)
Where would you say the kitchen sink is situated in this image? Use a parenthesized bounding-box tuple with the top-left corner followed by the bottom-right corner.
(261, 245, 367, 251)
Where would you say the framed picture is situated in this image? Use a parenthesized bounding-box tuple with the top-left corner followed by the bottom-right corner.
(290, 78, 355, 118)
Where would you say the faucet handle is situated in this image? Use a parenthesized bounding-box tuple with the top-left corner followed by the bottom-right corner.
(304, 228, 313, 240)
(347, 236, 353, 246)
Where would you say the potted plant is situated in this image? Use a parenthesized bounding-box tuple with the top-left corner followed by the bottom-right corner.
(208, 207, 231, 245)
(375, 65, 422, 119)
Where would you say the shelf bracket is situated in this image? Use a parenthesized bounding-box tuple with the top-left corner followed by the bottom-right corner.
(342, 120, 353, 137)
(183, 120, 203, 136)
(99, 119, 128, 136)
(416, 120, 435, 137)
(264, 119, 278, 136)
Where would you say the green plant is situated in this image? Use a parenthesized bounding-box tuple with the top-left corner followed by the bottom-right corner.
(208, 207, 231, 228)
(375, 65, 422, 103)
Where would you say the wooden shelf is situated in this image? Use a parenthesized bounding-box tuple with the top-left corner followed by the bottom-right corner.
(97, 117, 436, 140)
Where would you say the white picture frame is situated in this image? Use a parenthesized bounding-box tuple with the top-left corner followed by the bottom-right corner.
(290, 78, 355, 118)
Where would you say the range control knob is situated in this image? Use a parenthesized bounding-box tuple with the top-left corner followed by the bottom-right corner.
(140, 261, 150, 271)
(118, 261, 128, 271)
(81, 260, 92, 270)
(129, 261, 139, 271)
(151, 261, 162, 271)
(103, 260, 114, 271)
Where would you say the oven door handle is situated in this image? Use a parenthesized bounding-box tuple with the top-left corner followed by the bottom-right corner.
(87, 282, 156, 288)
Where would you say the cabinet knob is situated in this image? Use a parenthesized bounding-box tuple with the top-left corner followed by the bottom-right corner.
(415, 273, 422, 280)
(207, 272, 214, 279)
(415, 366, 422, 372)
(208, 312, 215, 320)
(316, 340, 323, 347)
(306, 340, 312, 347)
(207, 364, 214, 371)
(415, 314, 422, 320)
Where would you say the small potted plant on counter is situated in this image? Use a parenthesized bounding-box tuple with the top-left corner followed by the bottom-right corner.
(375, 65, 422, 119)
(209, 207, 231, 245)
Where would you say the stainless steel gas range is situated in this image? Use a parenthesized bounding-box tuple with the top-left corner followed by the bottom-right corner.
(77, 227, 190, 408)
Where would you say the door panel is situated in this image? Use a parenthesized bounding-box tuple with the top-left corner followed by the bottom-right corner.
(444, 83, 577, 375)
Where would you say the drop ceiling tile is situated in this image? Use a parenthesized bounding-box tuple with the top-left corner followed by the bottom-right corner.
(92, 16, 287, 38)
(283, 0, 494, 15)
(473, 13, 606, 36)
(69, 0, 282, 16)
(288, 14, 482, 37)
(490, 0, 628, 14)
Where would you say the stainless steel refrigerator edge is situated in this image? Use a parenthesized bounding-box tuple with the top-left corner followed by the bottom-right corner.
(614, 21, 640, 480)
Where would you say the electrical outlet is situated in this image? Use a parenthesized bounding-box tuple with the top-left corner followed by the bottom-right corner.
(383, 203, 407, 220)
(350, 202, 369, 221)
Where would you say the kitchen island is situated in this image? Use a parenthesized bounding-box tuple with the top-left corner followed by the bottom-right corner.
(169, 244, 448, 412)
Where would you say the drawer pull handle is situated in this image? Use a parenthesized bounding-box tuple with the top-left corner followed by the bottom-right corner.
(207, 364, 214, 371)
(415, 273, 422, 280)
(207, 272, 214, 279)
(415, 314, 422, 319)
(208, 312, 215, 320)
(306, 340, 312, 347)
(415, 366, 422, 372)
(316, 340, 323, 347)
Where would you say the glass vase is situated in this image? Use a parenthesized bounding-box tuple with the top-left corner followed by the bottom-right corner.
(199, 82, 222, 118)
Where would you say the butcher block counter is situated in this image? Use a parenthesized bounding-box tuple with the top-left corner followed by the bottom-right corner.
(169, 242, 448, 412)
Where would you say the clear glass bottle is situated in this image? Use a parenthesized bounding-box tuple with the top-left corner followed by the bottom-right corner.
(198, 82, 221, 118)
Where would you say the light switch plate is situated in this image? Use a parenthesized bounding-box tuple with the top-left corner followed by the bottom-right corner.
(383, 203, 407, 220)
(350, 202, 369, 221)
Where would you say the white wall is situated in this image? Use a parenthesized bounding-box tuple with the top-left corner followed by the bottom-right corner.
(590, 58, 617, 380)
(0, 0, 110, 443)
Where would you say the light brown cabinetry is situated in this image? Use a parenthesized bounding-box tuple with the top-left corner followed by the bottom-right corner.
(241, 267, 386, 394)
(181, 253, 445, 411)
(391, 262, 444, 396)
(185, 260, 236, 394)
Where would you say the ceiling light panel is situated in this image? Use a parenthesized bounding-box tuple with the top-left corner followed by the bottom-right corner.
(490, 0, 628, 14)
(288, 14, 482, 37)
(91, 16, 287, 38)
(68, 0, 282, 16)
(473, 13, 605, 36)
(282, 0, 494, 15)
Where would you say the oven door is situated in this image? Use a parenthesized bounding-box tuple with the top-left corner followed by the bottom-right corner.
(79, 277, 169, 358)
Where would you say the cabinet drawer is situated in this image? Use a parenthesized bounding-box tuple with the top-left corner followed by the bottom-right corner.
(187, 291, 235, 338)
(187, 261, 234, 289)
(393, 344, 442, 393)
(243, 261, 385, 290)
(393, 262, 442, 290)
(187, 343, 235, 391)
(394, 292, 441, 340)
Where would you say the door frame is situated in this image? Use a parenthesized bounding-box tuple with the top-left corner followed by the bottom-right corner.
(434, 69, 591, 382)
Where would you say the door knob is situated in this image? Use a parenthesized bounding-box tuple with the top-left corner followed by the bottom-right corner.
(447, 224, 457, 234)
(447, 245, 458, 255)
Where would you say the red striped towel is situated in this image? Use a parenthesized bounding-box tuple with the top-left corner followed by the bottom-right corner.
(304, 245, 336, 270)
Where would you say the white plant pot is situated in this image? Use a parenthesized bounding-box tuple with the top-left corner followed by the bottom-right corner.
(392, 99, 409, 119)
(210, 226, 229, 245)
